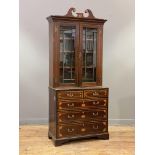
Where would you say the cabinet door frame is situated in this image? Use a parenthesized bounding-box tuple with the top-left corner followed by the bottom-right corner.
(54, 21, 80, 87)
(79, 22, 103, 87)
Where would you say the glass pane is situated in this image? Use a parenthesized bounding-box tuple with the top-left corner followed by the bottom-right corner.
(82, 28, 97, 82)
(59, 26, 76, 83)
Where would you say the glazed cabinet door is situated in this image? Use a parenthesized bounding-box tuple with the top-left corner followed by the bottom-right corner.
(54, 22, 79, 87)
(79, 23, 103, 87)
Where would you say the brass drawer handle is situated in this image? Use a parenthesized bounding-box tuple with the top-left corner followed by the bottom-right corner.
(93, 101, 99, 105)
(67, 114, 75, 118)
(92, 91, 99, 96)
(67, 103, 74, 107)
(66, 93, 74, 97)
(93, 125, 99, 129)
(67, 128, 74, 132)
(103, 100, 107, 106)
(93, 112, 99, 116)
(103, 90, 107, 95)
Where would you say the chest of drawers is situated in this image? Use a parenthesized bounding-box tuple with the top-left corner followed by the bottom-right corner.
(48, 87, 109, 146)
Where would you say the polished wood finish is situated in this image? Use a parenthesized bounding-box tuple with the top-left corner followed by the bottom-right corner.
(57, 90, 83, 99)
(49, 87, 109, 146)
(47, 8, 107, 88)
(47, 8, 109, 146)
(57, 109, 107, 123)
(84, 88, 109, 98)
(65, 8, 95, 19)
(20, 125, 135, 155)
(57, 121, 108, 138)
(79, 23, 103, 86)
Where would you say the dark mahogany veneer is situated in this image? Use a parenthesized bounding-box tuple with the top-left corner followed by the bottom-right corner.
(47, 8, 109, 146)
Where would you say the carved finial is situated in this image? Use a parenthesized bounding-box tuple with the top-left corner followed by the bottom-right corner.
(85, 9, 95, 18)
(65, 8, 95, 19)
(66, 8, 76, 17)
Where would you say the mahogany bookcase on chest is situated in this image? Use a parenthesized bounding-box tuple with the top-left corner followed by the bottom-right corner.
(47, 8, 109, 146)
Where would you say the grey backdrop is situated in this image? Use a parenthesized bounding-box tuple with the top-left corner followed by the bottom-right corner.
(19, 0, 135, 125)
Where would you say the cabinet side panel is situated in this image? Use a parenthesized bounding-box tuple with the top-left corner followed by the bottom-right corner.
(49, 21, 53, 87)
(49, 89, 56, 138)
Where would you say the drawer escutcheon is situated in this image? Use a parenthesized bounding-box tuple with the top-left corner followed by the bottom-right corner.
(81, 114, 86, 118)
(81, 103, 85, 107)
(81, 128, 86, 132)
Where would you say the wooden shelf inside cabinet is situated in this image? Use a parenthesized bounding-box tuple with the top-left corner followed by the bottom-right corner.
(47, 7, 108, 146)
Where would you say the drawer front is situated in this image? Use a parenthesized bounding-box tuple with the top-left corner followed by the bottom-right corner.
(84, 98, 108, 108)
(57, 109, 107, 123)
(84, 89, 108, 98)
(57, 91, 83, 99)
(58, 100, 83, 110)
(57, 121, 107, 138)
(83, 121, 108, 134)
(57, 124, 79, 138)
(58, 99, 108, 110)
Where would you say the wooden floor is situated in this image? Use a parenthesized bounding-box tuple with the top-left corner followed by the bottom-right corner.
(20, 125, 135, 155)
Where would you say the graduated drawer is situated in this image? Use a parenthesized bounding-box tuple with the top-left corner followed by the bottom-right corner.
(57, 90, 83, 99)
(83, 99, 108, 108)
(58, 100, 83, 110)
(57, 121, 107, 138)
(58, 99, 108, 110)
(57, 109, 107, 123)
(84, 89, 108, 98)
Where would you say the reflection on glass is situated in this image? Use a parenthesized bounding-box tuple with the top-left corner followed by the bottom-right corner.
(82, 28, 97, 82)
(59, 26, 75, 83)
